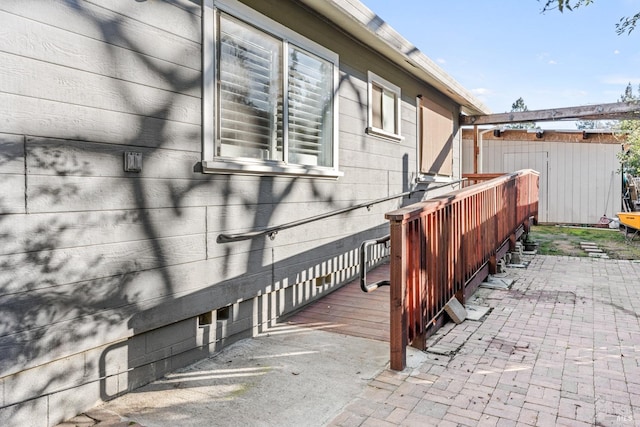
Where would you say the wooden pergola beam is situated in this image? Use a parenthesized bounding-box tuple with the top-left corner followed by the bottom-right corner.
(460, 101, 640, 126)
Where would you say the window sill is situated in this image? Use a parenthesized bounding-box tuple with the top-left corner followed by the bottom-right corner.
(366, 127, 404, 142)
(202, 159, 343, 179)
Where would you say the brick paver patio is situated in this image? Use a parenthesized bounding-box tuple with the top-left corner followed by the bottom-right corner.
(329, 255, 640, 427)
(57, 255, 640, 427)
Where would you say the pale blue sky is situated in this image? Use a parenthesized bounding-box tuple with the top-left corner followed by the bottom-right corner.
(360, 0, 640, 126)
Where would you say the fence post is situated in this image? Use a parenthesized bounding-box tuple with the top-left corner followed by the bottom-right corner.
(389, 218, 407, 371)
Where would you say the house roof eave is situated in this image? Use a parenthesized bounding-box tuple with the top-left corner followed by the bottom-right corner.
(298, 0, 491, 116)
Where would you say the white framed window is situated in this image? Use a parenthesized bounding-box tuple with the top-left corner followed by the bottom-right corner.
(202, 0, 341, 178)
(366, 71, 402, 141)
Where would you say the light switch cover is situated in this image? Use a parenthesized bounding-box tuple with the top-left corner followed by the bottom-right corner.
(124, 151, 142, 172)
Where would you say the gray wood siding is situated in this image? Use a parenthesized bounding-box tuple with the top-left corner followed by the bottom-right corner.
(0, 0, 465, 424)
(0, 134, 25, 214)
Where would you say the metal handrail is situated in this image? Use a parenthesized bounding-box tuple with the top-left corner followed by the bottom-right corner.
(217, 179, 465, 243)
(359, 234, 391, 292)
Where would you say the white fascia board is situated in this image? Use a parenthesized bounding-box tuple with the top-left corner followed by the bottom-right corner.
(298, 0, 491, 116)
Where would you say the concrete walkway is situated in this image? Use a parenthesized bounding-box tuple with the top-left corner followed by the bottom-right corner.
(60, 255, 640, 426)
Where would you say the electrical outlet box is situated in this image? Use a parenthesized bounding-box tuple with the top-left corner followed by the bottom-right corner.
(124, 151, 142, 172)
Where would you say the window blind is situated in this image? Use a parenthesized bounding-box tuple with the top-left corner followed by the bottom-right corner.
(218, 15, 283, 160)
(287, 46, 333, 167)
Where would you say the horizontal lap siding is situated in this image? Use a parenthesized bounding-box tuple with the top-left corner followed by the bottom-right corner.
(0, 3, 201, 82)
(0, 1, 209, 420)
(0, 93, 201, 151)
(0, 0, 462, 424)
(0, 134, 25, 214)
(0, 52, 200, 125)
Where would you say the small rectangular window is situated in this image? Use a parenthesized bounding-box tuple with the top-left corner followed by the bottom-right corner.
(367, 71, 402, 141)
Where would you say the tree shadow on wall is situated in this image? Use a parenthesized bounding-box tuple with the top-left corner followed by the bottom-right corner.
(0, 1, 381, 424)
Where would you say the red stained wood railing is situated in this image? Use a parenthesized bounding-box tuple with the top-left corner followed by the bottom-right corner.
(385, 169, 539, 370)
(462, 173, 504, 187)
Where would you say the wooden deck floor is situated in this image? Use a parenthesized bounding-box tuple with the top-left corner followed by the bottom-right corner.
(285, 263, 390, 342)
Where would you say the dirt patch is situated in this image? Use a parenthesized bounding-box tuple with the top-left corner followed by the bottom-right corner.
(529, 225, 640, 260)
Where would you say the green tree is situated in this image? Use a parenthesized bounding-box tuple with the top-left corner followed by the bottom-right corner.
(505, 97, 536, 129)
(575, 83, 638, 131)
(620, 82, 637, 102)
(618, 121, 640, 175)
(576, 119, 617, 130)
(540, 1, 639, 34)
(576, 119, 596, 130)
(616, 83, 640, 175)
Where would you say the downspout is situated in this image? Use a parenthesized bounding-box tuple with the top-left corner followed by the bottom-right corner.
(473, 125, 478, 174)
(476, 126, 501, 174)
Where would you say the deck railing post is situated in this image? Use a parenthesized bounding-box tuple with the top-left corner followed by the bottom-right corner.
(389, 218, 407, 371)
